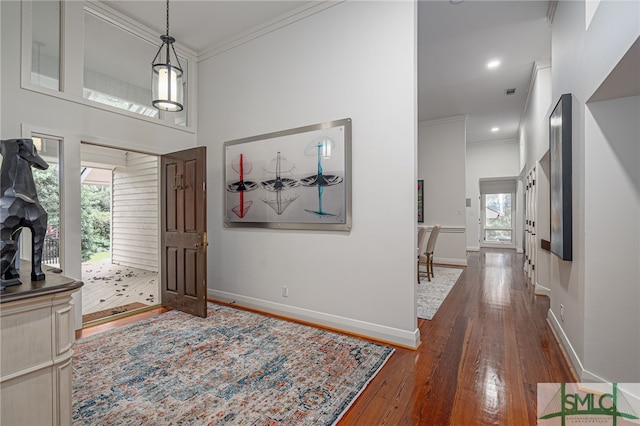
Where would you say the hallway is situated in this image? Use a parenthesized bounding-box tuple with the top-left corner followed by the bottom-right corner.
(340, 249, 576, 425)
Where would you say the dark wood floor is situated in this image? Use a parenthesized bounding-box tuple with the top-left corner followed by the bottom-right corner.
(78, 249, 575, 425)
(340, 249, 576, 425)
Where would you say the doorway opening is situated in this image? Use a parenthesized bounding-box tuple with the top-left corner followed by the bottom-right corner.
(80, 144, 160, 324)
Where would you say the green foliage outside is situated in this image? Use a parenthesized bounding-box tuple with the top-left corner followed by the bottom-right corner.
(33, 163, 60, 231)
(484, 193, 513, 242)
(81, 184, 111, 261)
(33, 165, 111, 261)
(87, 250, 110, 263)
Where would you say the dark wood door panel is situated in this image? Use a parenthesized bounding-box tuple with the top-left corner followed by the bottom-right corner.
(184, 248, 200, 297)
(161, 147, 207, 318)
(164, 162, 178, 232)
(184, 159, 197, 232)
(166, 247, 178, 292)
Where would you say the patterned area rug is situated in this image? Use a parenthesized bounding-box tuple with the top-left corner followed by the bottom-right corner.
(73, 303, 394, 425)
(417, 266, 464, 320)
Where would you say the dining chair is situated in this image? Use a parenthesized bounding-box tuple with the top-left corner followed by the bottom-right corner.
(419, 225, 441, 282)
(417, 227, 428, 283)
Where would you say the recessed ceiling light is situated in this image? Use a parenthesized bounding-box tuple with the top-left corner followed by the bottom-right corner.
(491, 127, 500, 132)
(487, 60, 501, 69)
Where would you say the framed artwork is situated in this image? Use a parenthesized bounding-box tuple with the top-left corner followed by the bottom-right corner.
(224, 118, 352, 231)
(417, 180, 424, 223)
(549, 93, 572, 261)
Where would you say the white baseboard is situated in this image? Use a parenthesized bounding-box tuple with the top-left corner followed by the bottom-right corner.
(535, 282, 551, 297)
(434, 257, 467, 267)
(466, 246, 480, 252)
(548, 308, 584, 379)
(516, 247, 524, 254)
(580, 371, 640, 403)
(581, 369, 609, 383)
(549, 311, 640, 404)
(208, 289, 421, 349)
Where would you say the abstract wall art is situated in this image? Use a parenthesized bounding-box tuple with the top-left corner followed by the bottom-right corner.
(549, 93, 572, 261)
(224, 118, 352, 231)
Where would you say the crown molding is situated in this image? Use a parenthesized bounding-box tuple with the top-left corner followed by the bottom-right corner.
(89, 0, 197, 59)
(517, 60, 552, 138)
(197, 1, 344, 63)
(467, 137, 518, 146)
(418, 115, 468, 128)
(547, 0, 558, 26)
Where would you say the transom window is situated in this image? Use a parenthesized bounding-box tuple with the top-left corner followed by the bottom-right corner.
(30, 1, 61, 90)
(25, 1, 191, 127)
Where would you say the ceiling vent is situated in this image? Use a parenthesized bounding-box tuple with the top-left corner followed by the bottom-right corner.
(505, 88, 516, 96)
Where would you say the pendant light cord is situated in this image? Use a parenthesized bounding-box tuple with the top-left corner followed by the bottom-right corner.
(165, 0, 170, 37)
(164, 0, 172, 66)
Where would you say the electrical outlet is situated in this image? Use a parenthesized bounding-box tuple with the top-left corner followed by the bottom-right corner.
(560, 304, 565, 321)
(282, 286, 289, 297)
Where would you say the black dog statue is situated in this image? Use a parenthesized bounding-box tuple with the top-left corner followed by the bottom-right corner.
(1, 138, 49, 287)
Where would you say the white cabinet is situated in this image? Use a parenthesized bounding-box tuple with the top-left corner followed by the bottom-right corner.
(1, 269, 81, 426)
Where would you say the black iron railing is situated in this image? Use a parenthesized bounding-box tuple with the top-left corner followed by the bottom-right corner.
(43, 235, 59, 265)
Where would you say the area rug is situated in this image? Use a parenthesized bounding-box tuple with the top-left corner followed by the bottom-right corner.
(72, 303, 394, 425)
(417, 266, 464, 320)
(81, 302, 148, 323)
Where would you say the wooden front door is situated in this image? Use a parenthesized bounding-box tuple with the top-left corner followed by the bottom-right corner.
(161, 147, 207, 317)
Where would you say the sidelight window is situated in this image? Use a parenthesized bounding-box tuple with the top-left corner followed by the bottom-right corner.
(31, 136, 62, 266)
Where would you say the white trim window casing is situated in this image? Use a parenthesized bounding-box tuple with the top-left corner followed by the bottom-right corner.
(16, 134, 64, 270)
(20, 0, 196, 132)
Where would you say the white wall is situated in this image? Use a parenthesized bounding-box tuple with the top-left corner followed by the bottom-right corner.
(198, 2, 419, 347)
(536, 153, 551, 295)
(1, 1, 196, 327)
(583, 95, 640, 382)
(545, 0, 640, 382)
(519, 65, 553, 295)
(418, 117, 467, 265)
(520, 65, 552, 174)
(466, 139, 520, 251)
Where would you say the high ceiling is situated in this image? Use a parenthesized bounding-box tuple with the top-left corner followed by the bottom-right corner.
(418, 1, 550, 143)
(102, 0, 552, 144)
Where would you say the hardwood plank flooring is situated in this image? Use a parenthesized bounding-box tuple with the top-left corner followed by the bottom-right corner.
(340, 249, 576, 425)
(77, 306, 170, 339)
(76, 249, 575, 424)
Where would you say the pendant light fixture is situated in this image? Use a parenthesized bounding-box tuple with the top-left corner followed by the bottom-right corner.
(151, 0, 183, 112)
